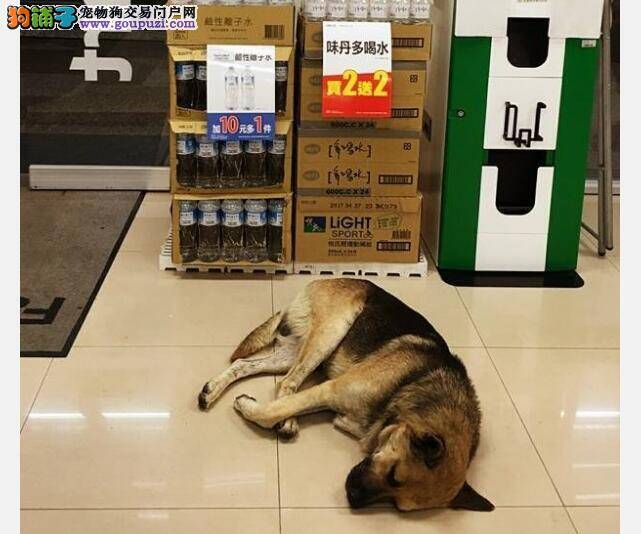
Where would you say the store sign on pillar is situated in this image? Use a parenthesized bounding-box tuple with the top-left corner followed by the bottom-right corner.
(322, 21, 392, 118)
(207, 45, 275, 140)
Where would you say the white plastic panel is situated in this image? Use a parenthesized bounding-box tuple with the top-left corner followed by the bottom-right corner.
(484, 77, 563, 150)
(477, 166, 553, 235)
(455, 0, 509, 37)
(475, 233, 548, 272)
(489, 36, 565, 78)
(456, 0, 604, 39)
(549, 0, 604, 39)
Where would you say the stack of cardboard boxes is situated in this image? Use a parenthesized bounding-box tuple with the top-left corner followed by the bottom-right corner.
(294, 15, 433, 265)
(166, 4, 296, 268)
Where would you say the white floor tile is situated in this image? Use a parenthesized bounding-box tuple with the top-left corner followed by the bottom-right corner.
(21, 508, 279, 534)
(490, 348, 619, 505)
(281, 507, 576, 534)
(75, 252, 273, 347)
(567, 506, 620, 534)
(21, 346, 278, 509)
(20, 358, 51, 428)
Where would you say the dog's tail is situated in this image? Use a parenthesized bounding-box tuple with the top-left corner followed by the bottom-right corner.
(229, 311, 283, 362)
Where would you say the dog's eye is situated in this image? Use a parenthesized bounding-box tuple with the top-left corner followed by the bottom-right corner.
(386, 464, 401, 487)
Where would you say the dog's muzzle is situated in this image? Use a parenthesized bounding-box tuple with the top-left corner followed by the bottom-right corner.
(345, 457, 380, 509)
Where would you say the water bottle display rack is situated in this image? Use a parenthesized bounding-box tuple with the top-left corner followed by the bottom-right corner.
(422, 0, 605, 287)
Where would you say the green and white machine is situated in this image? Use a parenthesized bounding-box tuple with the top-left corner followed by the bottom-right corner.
(423, 0, 604, 283)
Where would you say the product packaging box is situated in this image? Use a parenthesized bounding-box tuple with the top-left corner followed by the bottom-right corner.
(297, 58, 426, 131)
(170, 119, 293, 195)
(167, 5, 295, 46)
(172, 192, 293, 266)
(296, 128, 421, 197)
(169, 46, 295, 121)
(295, 194, 423, 264)
(298, 15, 432, 61)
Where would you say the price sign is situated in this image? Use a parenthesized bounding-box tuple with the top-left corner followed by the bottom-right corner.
(207, 45, 275, 141)
(322, 21, 392, 119)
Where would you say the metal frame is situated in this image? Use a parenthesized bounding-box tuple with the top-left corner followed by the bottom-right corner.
(582, 0, 616, 256)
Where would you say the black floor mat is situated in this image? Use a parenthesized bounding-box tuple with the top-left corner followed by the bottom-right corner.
(20, 188, 144, 357)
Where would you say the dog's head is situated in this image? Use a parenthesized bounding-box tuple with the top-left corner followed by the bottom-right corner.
(345, 420, 493, 512)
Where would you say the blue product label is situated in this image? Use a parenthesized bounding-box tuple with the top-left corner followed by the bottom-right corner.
(246, 211, 267, 227)
(268, 210, 283, 226)
(207, 112, 276, 142)
(176, 64, 195, 81)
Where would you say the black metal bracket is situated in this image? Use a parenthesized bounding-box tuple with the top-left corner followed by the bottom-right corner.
(503, 101, 547, 148)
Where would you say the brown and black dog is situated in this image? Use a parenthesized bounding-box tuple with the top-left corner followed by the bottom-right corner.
(198, 278, 493, 512)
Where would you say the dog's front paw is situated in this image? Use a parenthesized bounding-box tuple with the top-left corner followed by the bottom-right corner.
(233, 394, 258, 416)
(276, 418, 299, 440)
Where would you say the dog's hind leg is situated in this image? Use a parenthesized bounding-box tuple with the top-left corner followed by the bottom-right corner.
(333, 415, 365, 439)
(199, 336, 299, 411)
(234, 380, 337, 429)
(274, 309, 362, 439)
(229, 311, 283, 362)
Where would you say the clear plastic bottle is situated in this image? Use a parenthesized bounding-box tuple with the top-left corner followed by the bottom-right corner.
(219, 141, 244, 188)
(176, 134, 196, 188)
(304, 0, 327, 20)
(327, 0, 348, 20)
(178, 200, 198, 263)
(221, 199, 245, 263)
(241, 66, 255, 111)
(410, 0, 431, 21)
(389, 0, 410, 21)
(244, 140, 267, 187)
(348, 0, 368, 20)
(267, 199, 284, 263)
(224, 66, 239, 111)
(197, 200, 221, 262)
(195, 135, 219, 189)
(369, 0, 389, 20)
(244, 199, 268, 263)
(175, 62, 194, 110)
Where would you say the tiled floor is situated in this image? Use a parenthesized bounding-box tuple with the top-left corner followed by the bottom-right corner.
(20, 193, 620, 534)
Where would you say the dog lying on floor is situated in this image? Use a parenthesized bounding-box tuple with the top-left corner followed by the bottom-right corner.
(198, 278, 493, 512)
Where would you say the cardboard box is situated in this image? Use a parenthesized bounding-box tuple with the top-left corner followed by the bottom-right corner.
(169, 119, 293, 194)
(167, 5, 295, 46)
(298, 92, 424, 131)
(297, 128, 421, 197)
(169, 46, 295, 121)
(298, 15, 432, 61)
(295, 194, 423, 263)
(172, 192, 293, 266)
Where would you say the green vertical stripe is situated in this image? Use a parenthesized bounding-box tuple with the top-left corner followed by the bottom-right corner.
(546, 39, 599, 271)
(438, 37, 491, 270)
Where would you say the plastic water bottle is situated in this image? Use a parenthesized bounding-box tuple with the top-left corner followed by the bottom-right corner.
(221, 200, 245, 263)
(244, 199, 268, 263)
(348, 0, 369, 20)
(197, 200, 221, 262)
(389, 0, 410, 21)
(369, 0, 389, 20)
(224, 67, 239, 110)
(178, 201, 198, 263)
(410, 0, 431, 21)
(241, 66, 255, 110)
(327, 0, 348, 20)
(304, 0, 327, 20)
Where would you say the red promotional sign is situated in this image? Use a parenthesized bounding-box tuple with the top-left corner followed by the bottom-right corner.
(322, 21, 392, 119)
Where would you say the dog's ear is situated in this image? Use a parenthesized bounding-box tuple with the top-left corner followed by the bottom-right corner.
(411, 434, 445, 468)
(450, 482, 495, 512)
